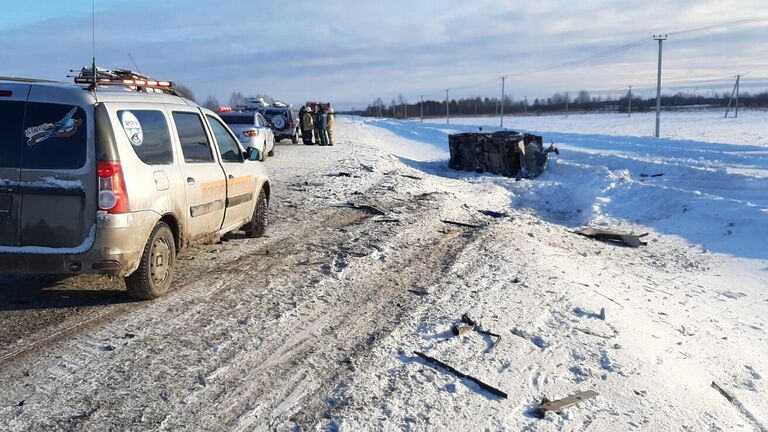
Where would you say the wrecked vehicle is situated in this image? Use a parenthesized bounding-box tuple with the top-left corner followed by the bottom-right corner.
(448, 130, 558, 179)
(0, 67, 271, 299)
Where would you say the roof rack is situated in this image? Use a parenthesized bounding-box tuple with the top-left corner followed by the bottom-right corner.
(73, 66, 180, 96)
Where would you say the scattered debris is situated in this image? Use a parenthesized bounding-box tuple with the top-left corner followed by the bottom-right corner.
(711, 381, 768, 431)
(326, 172, 352, 177)
(332, 202, 387, 215)
(451, 323, 475, 337)
(573, 227, 648, 248)
(373, 216, 401, 223)
(407, 288, 430, 296)
(639, 173, 665, 178)
(123, 333, 136, 339)
(479, 210, 508, 219)
(100, 344, 115, 352)
(360, 163, 375, 172)
(413, 351, 508, 399)
(441, 219, 484, 229)
(536, 390, 600, 418)
(17, 400, 24, 407)
(400, 174, 423, 180)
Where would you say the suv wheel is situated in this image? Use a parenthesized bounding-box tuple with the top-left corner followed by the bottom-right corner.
(245, 189, 268, 238)
(125, 222, 176, 299)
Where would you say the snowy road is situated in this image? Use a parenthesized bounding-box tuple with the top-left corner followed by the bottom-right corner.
(0, 117, 766, 431)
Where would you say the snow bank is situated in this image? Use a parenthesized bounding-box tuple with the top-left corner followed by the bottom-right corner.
(355, 113, 768, 261)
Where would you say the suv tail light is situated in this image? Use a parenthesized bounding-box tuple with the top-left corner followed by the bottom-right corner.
(97, 161, 130, 214)
(243, 129, 259, 138)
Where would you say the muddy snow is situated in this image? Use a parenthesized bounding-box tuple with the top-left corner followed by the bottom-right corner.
(1, 116, 766, 431)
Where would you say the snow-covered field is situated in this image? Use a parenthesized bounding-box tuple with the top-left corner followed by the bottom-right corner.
(361, 111, 768, 262)
(327, 114, 768, 431)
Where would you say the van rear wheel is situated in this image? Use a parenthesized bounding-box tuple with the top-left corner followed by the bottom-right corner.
(125, 222, 176, 300)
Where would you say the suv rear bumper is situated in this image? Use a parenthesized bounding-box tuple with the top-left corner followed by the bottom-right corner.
(0, 211, 158, 277)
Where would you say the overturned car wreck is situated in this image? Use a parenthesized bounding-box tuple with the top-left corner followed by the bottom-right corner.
(448, 130, 558, 179)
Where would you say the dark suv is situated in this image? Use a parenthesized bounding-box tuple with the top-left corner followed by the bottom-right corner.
(259, 105, 298, 143)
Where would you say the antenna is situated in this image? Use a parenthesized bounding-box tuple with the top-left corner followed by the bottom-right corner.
(90, 0, 96, 90)
(128, 53, 143, 75)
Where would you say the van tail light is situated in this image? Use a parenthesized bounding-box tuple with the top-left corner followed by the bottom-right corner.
(243, 129, 259, 138)
(0, 90, 11, 97)
(97, 161, 130, 214)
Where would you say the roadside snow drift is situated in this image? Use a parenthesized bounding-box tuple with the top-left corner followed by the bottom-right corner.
(359, 112, 768, 261)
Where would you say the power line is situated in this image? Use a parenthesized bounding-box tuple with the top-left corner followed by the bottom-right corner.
(666, 15, 768, 37)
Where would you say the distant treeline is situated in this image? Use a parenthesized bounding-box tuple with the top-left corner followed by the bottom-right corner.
(350, 90, 768, 117)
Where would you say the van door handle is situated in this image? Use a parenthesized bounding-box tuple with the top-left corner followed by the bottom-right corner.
(186, 177, 196, 185)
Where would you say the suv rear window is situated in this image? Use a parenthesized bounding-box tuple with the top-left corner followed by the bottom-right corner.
(0, 101, 24, 168)
(22, 103, 87, 169)
(118, 110, 173, 165)
(172, 112, 214, 163)
(221, 114, 255, 125)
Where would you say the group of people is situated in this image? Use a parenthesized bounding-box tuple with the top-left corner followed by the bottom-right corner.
(299, 104, 335, 146)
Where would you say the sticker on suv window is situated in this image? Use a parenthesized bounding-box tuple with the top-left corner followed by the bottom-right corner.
(24, 107, 82, 146)
(120, 111, 144, 146)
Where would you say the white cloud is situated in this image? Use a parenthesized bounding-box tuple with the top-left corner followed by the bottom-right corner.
(1, 0, 766, 108)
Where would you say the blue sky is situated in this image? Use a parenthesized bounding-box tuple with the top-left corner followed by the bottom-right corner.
(2, 0, 767, 109)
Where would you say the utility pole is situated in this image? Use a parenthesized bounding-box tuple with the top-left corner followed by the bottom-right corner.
(736, 74, 741, 118)
(565, 91, 569, 118)
(404, 100, 408, 119)
(524, 96, 527, 114)
(445, 89, 450, 124)
(653, 34, 667, 137)
(500, 76, 507, 128)
(628, 85, 632, 118)
(420, 95, 424, 122)
(725, 74, 743, 118)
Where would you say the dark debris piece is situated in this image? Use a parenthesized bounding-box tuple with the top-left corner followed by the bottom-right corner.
(573, 227, 648, 248)
(479, 210, 508, 219)
(413, 351, 507, 399)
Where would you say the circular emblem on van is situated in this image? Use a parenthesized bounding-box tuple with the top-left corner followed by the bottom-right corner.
(120, 111, 144, 147)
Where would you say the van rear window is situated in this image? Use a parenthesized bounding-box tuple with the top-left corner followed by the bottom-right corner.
(118, 110, 173, 165)
(22, 103, 87, 169)
(221, 114, 255, 125)
(0, 101, 24, 168)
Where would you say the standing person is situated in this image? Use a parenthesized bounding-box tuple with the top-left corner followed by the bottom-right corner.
(301, 106, 315, 145)
(326, 107, 335, 146)
(311, 104, 320, 144)
(316, 105, 329, 146)
(298, 105, 307, 135)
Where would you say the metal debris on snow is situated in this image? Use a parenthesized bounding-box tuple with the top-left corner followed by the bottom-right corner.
(413, 351, 508, 399)
(536, 390, 600, 418)
(573, 227, 649, 248)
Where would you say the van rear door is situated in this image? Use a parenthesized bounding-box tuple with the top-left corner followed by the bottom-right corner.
(19, 86, 96, 249)
(0, 83, 28, 247)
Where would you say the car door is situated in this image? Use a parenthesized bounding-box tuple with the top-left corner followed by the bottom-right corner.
(170, 109, 227, 239)
(257, 113, 274, 151)
(19, 86, 96, 249)
(205, 114, 256, 229)
(0, 83, 28, 247)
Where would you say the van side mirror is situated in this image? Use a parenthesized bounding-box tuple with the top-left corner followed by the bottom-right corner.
(246, 147, 261, 161)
